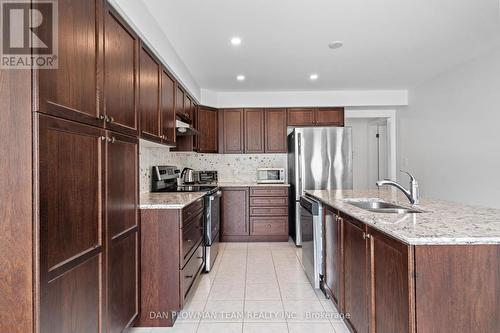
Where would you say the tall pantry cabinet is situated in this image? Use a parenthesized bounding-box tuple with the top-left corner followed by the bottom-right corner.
(5, 0, 139, 333)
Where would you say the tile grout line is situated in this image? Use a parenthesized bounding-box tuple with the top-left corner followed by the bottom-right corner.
(270, 242, 291, 333)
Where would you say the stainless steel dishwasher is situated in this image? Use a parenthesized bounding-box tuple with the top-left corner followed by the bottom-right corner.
(299, 195, 324, 289)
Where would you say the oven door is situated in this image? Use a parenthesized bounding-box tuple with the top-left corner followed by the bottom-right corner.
(300, 195, 322, 289)
(205, 190, 221, 245)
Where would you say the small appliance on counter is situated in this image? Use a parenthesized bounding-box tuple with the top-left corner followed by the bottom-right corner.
(256, 167, 286, 184)
(151, 166, 221, 272)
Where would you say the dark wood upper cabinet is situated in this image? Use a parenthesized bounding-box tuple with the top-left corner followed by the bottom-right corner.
(139, 45, 161, 142)
(161, 69, 176, 145)
(197, 106, 218, 153)
(244, 108, 265, 153)
(265, 108, 287, 153)
(287, 107, 344, 126)
(324, 207, 342, 308)
(184, 95, 193, 121)
(287, 108, 315, 126)
(343, 216, 369, 333)
(104, 6, 139, 136)
(37, 0, 103, 128)
(369, 227, 412, 333)
(106, 133, 139, 333)
(38, 114, 104, 333)
(221, 187, 249, 237)
(315, 108, 344, 125)
(220, 109, 245, 153)
(175, 85, 185, 119)
(193, 105, 199, 151)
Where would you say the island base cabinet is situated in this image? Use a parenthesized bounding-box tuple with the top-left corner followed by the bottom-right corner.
(414, 245, 500, 333)
(369, 228, 414, 333)
(342, 217, 369, 333)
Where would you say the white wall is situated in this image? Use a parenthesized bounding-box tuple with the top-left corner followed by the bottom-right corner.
(203, 90, 408, 108)
(398, 46, 500, 208)
(109, 0, 201, 101)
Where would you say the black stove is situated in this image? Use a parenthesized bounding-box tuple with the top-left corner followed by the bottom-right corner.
(156, 185, 218, 194)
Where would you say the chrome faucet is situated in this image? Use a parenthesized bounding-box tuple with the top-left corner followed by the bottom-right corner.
(376, 170, 420, 205)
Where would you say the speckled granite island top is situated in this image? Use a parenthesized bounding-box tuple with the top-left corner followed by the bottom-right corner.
(140, 192, 206, 209)
(305, 189, 500, 245)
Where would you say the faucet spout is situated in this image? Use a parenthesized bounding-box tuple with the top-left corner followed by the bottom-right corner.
(376, 171, 420, 205)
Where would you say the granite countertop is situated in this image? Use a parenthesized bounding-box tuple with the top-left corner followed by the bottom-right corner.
(218, 182, 290, 187)
(140, 192, 206, 209)
(305, 189, 500, 245)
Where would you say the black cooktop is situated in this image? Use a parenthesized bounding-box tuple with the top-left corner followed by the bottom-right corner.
(154, 185, 218, 194)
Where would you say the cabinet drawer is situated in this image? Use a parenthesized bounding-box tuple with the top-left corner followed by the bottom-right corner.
(182, 198, 204, 224)
(250, 206, 288, 216)
(181, 244, 204, 298)
(250, 217, 288, 236)
(249, 187, 288, 197)
(181, 211, 203, 267)
(250, 196, 288, 207)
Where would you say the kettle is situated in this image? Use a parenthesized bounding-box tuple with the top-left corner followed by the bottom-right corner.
(181, 167, 195, 184)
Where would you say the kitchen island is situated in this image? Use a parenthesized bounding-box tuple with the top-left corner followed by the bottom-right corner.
(305, 189, 500, 333)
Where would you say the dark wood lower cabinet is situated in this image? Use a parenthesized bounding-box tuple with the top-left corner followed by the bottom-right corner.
(38, 114, 105, 333)
(37, 114, 139, 333)
(106, 133, 139, 333)
(138, 199, 205, 327)
(221, 187, 289, 242)
(369, 227, 413, 333)
(324, 209, 499, 333)
(342, 216, 369, 333)
(221, 187, 249, 238)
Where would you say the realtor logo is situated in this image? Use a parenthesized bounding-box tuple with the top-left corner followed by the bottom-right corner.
(1, 0, 58, 68)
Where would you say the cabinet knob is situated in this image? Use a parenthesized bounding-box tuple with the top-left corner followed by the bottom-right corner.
(363, 232, 371, 240)
(109, 116, 114, 123)
(100, 136, 106, 141)
(98, 115, 106, 121)
(185, 275, 193, 279)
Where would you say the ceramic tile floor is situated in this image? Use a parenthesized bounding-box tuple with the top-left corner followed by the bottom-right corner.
(128, 241, 350, 333)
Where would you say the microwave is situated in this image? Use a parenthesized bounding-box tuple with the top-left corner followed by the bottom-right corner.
(257, 168, 286, 184)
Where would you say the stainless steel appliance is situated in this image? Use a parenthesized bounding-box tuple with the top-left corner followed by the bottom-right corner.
(256, 167, 286, 184)
(288, 127, 353, 246)
(299, 194, 324, 289)
(181, 167, 195, 184)
(204, 189, 221, 272)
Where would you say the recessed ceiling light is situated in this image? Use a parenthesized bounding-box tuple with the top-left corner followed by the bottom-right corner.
(230, 37, 242, 46)
(328, 41, 344, 49)
(309, 74, 319, 80)
(236, 75, 245, 81)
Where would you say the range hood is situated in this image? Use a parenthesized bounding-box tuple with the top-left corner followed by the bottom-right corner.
(176, 120, 200, 136)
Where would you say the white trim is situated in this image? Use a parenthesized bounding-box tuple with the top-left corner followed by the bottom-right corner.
(345, 109, 397, 180)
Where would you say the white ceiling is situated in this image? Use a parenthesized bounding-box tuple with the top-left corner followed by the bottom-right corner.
(142, 0, 500, 92)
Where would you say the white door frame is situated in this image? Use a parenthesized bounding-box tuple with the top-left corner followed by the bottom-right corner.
(345, 109, 397, 180)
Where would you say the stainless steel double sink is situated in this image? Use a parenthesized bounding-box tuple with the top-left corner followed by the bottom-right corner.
(344, 198, 423, 214)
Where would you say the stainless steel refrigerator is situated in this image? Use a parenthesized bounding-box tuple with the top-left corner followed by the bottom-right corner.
(288, 127, 353, 246)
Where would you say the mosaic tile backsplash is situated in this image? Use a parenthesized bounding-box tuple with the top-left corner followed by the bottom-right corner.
(140, 143, 288, 193)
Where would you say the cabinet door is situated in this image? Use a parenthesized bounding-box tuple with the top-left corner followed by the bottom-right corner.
(287, 108, 315, 126)
(244, 108, 265, 153)
(37, 0, 103, 127)
(161, 69, 176, 144)
(315, 108, 344, 126)
(221, 188, 249, 236)
(198, 106, 218, 153)
(139, 45, 161, 142)
(104, 6, 138, 136)
(175, 85, 185, 118)
(343, 216, 369, 333)
(193, 105, 199, 151)
(265, 108, 287, 153)
(221, 109, 245, 153)
(106, 133, 139, 333)
(184, 95, 193, 122)
(324, 207, 342, 307)
(38, 115, 105, 333)
(369, 228, 412, 333)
